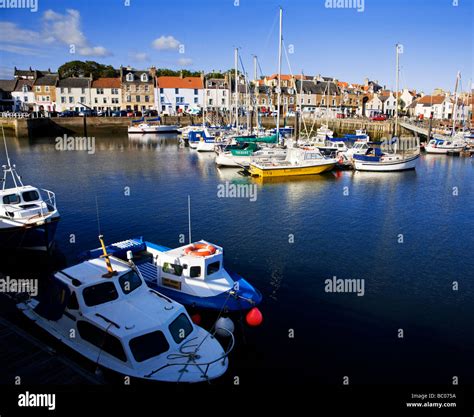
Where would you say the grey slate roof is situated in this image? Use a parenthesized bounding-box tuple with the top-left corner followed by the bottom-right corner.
(122, 70, 153, 83)
(34, 75, 58, 86)
(0, 80, 16, 92)
(295, 80, 339, 95)
(57, 77, 91, 88)
(14, 79, 33, 92)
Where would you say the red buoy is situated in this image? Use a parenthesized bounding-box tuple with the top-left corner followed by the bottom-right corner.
(246, 307, 263, 327)
(191, 313, 202, 325)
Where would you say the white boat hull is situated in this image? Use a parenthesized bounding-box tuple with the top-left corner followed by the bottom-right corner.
(354, 154, 419, 171)
(425, 145, 464, 154)
(196, 142, 216, 152)
(128, 125, 178, 134)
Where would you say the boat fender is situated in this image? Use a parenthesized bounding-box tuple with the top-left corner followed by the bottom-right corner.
(215, 317, 234, 337)
(246, 307, 263, 327)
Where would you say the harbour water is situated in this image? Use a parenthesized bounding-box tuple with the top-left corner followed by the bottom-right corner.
(1, 132, 473, 386)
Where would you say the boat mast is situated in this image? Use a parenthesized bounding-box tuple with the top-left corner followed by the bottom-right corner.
(452, 71, 460, 135)
(234, 48, 239, 129)
(1, 125, 21, 190)
(298, 71, 304, 141)
(203, 73, 207, 129)
(395, 43, 400, 138)
(276, 7, 283, 144)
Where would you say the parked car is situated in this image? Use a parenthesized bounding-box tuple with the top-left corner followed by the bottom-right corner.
(286, 111, 296, 117)
(58, 110, 78, 117)
(336, 113, 345, 119)
(126, 111, 134, 117)
(143, 110, 158, 117)
(78, 109, 97, 117)
(371, 114, 387, 121)
(133, 111, 142, 117)
(112, 110, 126, 117)
(185, 107, 201, 116)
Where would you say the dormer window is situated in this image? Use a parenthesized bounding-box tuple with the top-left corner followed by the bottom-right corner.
(126, 73, 133, 82)
(22, 85, 28, 93)
(141, 73, 148, 82)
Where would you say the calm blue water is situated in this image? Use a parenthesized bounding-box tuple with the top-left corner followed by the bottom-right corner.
(2, 133, 473, 385)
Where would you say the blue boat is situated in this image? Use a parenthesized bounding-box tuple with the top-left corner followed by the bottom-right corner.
(80, 237, 263, 312)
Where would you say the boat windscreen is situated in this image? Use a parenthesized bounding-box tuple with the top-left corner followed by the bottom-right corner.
(168, 313, 193, 344)
(83, 282, 119, 307)
(129, 330, 170, 362)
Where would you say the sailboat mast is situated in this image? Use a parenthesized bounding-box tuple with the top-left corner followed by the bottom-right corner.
(452, 71, 460, 135)
(276, 7, 283, 143)
(234, 48, 239, 128)
(395, 43, 399, 137)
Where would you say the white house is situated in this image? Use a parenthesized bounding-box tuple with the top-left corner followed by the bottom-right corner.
(365, 94, 384, 116)
(56, 77, 92, 112)
(413, 95, 445, 119)
(399, 88, 417, 109)
(155, 75, 204, 115)
(12, 80, 35, 112)
(91, 78, 121, 113)
(205, 78, 229, 111)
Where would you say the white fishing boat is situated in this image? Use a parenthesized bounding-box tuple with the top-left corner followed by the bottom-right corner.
(0, 127, 60, 250)
(425, 137, 466, 154)
(316, 124, 334, 140)
(17, 238, 231, 383)
(215, 141, 286, 168)
(128, 122, 178, 134)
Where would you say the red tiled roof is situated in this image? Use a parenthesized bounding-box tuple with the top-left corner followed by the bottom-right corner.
(417, 95, 445, 105)
(91, 78, 121, 88)
(267, 74, 293, 81)
(337, 81, 348, 88)
(157, 76, 203, 89)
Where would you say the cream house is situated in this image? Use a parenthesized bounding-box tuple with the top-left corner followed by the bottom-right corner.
(91, 78, 121, 113)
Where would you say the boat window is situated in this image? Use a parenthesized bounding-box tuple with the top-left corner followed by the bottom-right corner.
(169, 313, 193, 344)
(207, 261, 220, 276)
(162, 263, 183, 276)
(2, 194, 20, 205)
(77, 321, 127, 362)
(190, 266, 201, 278)
(118, 271, 142, 295)
(67, 291, 79, 310)
(83, 282, 119, 307)
(22, 190, 40, 202)
(129, 330, 170, 362)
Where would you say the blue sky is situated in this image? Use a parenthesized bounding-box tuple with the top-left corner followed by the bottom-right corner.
(0, 0, 472, 93)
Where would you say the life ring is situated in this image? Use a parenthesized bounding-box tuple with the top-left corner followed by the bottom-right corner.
(184, 243, 217, 257)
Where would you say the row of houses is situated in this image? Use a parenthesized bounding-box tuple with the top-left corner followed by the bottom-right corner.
(0, 66, 471, 121)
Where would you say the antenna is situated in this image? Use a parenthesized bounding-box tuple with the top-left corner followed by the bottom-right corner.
(95, 195, 102, 235)
(1, 125, 11, 168)
(188, 195, 192, 244)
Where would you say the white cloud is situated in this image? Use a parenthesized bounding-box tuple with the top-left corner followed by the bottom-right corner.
(0, 9, 111, 57)
(152, 35, 180, 50)
(131, 52, 149, 62)
(0, 66, 13, 78)
(0, 22, 40, 44)
(0, 44, 46, 56)
(177, 58, 193, 67)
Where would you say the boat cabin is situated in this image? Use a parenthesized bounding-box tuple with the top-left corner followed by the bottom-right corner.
(33, 257, 198, 375)
(0, 185, 55, 220)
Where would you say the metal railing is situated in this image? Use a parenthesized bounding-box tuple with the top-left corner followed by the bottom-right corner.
(1, 188, 57, 224)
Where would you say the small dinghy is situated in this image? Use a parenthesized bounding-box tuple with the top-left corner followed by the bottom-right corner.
(81, 237, 263, 314)
(18, 236, 231, 383)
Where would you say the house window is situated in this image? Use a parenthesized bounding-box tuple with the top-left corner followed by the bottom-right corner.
(97, 88, 104, 94)
(145, 96, 149, 102)
(45, 86, 49, 92)
(223, 90, 227, 96)
(103, 98, 107, 104)
(69, 97, 73, 103)
(175, 88, 179, 94)
(61, 97, 66, 103)
(94, 98, 98, 103)
(209, 98, 213, 105)
(126, 73, 133, 82)
(59, 87, 64, 94)
(112, 88, 118, 94)
(112, 98, 119, 104)
(24, 97, 28, 102)
(136, 95, 140, 102)
(80, 97, 85, 103)
(140, 73, 148, 82)
(307, 98, 311, 104)
(332, 99, 336, 106)
(35, 86, 40, 92)
(262, 99, 266, 104)
(322, 99, 325, 105)
(126, 95, 131, 102)
(290, 97, 294, 104)
(126, 85, 131, 92)
(144, 85, 149, 92)
(194, 89, 198, 95)
(194, 97, 198, 104)
(160, 96, 164, 103)
(221, 98, 225, 105)
(160, 88, 163, 94)
(207, 90, 211, 96)
(81, 88, 85, 94)
(46, 96, 50, 101)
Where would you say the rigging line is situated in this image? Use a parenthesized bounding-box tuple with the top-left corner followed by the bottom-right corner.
(282, 40, 294, 78)
(95, 195, 101, 236)
(262, 10, 280, 52)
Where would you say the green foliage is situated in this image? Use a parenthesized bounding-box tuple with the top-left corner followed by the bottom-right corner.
(58, 61, 117, 79)
(155, 68, 201, 77)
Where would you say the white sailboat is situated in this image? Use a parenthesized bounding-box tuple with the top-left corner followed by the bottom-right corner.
(353, 44, 420, 172)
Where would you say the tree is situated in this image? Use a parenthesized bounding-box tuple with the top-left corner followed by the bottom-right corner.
(58, 60, 117, 79)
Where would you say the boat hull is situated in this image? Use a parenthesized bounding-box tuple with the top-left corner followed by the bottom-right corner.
(353, 154, 419, 171)
(249, 162, 335, 177)
(196, 142, 216, 152)
(0, 217, 59, 250)
(128, 125, 178, 134)
(425, 146, 464, 154)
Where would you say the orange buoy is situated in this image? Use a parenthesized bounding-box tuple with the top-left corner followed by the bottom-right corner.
(184, 243, 217, 257)
(191, 313, 202, 325)
(246, 307, 263, 327)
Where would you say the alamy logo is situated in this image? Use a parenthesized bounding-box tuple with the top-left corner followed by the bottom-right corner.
(217, 181, 257, 202)
(0, 0, 38, 12)
(325, 0, 365, 13)
(18, 392, 56, 411)
(325, 276, 365, 296)
(0, 277, 38, 296)
(55, 134, 96, 154)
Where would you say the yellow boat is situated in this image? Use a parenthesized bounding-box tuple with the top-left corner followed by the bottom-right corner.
(249, 147, 337, 178)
